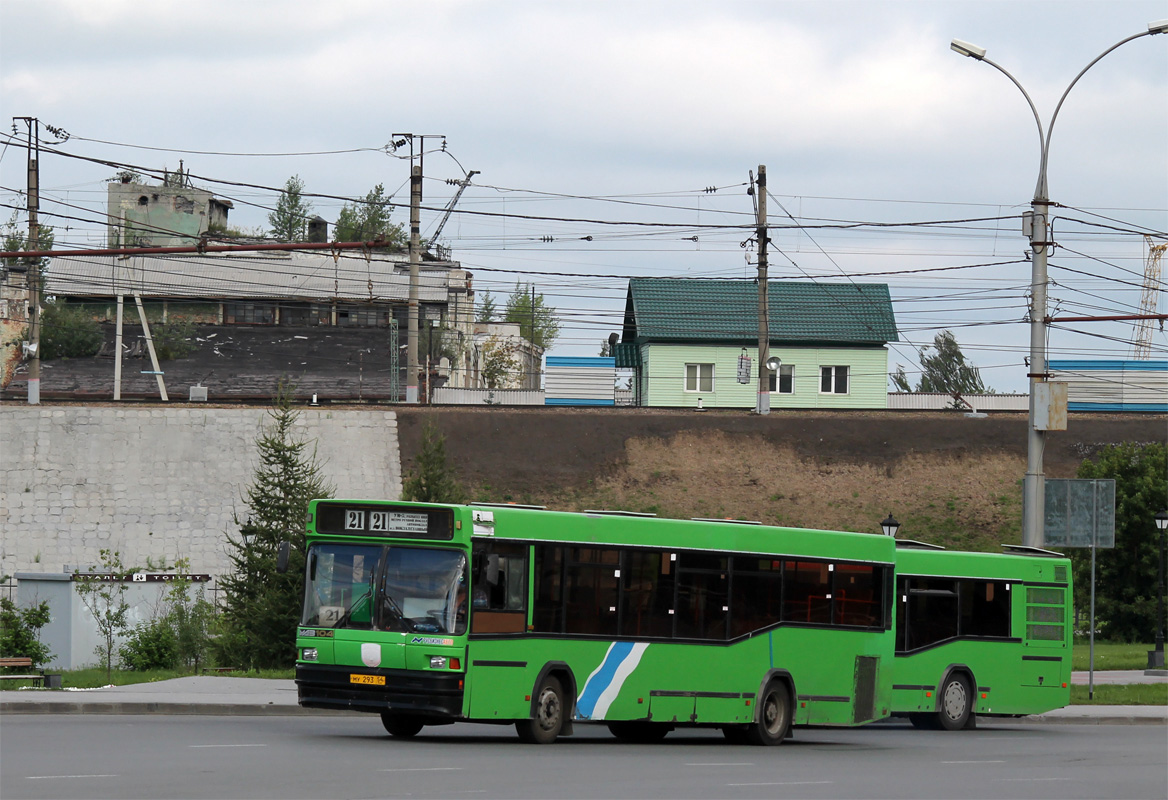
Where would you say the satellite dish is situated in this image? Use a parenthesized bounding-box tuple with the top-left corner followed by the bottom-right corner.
(765, 356, 781, 372)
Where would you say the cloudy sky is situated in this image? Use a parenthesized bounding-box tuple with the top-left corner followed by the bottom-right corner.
(2, 0, 1165, 393)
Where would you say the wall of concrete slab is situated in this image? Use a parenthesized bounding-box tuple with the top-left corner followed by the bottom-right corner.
(0, 406, 402, 580)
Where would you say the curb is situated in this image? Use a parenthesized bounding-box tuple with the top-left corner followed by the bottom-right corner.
(0, 702, 348, 716)
(1011, 715, 1166, 726)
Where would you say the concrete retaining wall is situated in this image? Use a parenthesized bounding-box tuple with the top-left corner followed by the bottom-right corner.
(0, 406, 402, 579)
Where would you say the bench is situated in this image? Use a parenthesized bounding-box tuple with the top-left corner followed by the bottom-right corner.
(201, 666, 242, 674)
(0, 657, 45, 687)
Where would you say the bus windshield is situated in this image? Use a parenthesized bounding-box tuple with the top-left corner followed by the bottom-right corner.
(302, 544, 468, 635)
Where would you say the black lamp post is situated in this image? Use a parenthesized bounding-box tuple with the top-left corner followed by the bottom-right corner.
(880, 513, 901, 538)
(1153, 510, 1168, 669)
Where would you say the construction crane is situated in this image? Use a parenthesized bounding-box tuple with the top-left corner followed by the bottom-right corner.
(426, 169, 479, 259)
(1134, 236, 1166, 359)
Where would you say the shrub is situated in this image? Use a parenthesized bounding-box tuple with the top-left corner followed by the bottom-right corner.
(0, 597, 53, 668)
(150, 318, 196, 360)
(119, 617, 178, 671)
(37, 302, 103, 360)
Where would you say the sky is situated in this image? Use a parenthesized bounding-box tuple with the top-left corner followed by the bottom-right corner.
(2, 0, 1165, 394)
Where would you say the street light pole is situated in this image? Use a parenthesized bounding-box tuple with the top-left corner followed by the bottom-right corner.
(1154, 510, 1168, 669)
(951, 21, 1168, 548)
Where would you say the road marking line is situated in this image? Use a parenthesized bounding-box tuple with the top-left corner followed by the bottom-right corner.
(189, 744, 267, 748)
(728, 781, 833, 787)
(687, 762, 755, 766)
(27, 774, 117, 780)
(942, 760, 1006, 764)
(998, 778, 1068, 782)
(377, 767, 462, 773)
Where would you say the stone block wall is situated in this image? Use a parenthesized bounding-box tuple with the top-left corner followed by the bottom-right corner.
(0, 406, 402, 579)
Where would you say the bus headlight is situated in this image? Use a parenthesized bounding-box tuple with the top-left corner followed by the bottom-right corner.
(430, 656, 447, 669)
(302, 647, 318, 662)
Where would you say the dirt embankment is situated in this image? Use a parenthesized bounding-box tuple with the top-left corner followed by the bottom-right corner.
(395, 407, 1167, 549)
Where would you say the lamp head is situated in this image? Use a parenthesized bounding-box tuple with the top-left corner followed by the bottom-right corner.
(1148, 19, 1168, 34)
(950, 39, 987, 60)
(1156, 510, 1168, 531)
(880, 513, 901, 537)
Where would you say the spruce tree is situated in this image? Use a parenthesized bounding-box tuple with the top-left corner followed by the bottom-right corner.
(476, 290, 498, 323)
(401, 421, 468, 503)
(216, 382, 334, 669)
(267, 176, 313, 243)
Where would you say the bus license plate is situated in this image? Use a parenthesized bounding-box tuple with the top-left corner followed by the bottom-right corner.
(350, 674, 385, 686)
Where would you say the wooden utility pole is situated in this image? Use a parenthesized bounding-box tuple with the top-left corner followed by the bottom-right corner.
(755, 165, 770, 415)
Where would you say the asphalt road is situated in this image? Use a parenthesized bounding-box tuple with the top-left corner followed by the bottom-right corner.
(2, 715, 1166, 800)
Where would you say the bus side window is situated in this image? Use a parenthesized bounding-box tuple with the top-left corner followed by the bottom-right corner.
(471, 542, 528, 634)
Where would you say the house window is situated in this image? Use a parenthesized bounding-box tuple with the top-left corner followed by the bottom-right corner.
(280, 303, 331, 326)
(820, 365, 849, 394)
(685, 363, 714, 392)
(768, 365, 795, 394)
(337, 304, 391, 327)
(224, 302, 276, 325)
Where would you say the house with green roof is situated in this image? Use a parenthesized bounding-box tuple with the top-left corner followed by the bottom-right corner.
(617, 278, 898, 409)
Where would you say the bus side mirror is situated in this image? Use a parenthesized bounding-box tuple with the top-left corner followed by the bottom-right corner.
(276, 541, 291, 574)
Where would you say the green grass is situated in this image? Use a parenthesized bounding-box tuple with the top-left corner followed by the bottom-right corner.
(1070, 684, 1168, 705)
(1072, 641, 1156, 671)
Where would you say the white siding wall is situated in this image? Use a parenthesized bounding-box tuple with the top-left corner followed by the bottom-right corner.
(431, 387, 545, 405)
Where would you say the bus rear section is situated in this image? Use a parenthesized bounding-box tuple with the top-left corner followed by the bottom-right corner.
(890, 542, 1072, 730)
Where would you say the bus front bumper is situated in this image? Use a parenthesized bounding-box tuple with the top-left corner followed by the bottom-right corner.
(295, 663, 464, 719)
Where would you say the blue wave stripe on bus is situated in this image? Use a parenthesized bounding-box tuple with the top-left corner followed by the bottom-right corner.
(576, 642, 636, 719)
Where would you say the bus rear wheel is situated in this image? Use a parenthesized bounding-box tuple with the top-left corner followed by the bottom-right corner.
(746, 682, 791, 746)
(517, 675, 564, 744)
(607, 721, 671, 743)
(937, 674, 972, 731)
(380, 713, 424, 738)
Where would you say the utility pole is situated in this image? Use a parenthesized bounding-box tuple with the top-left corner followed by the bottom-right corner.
(18, 117, 42, 405)
(393, 132, 445, 404)
(755, 165, 770, 415)
(406, 163, 422, 404)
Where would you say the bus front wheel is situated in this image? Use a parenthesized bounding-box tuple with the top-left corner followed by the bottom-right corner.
(381, 713, 424, 738)
(937, 673, 972, 731)
(517, 675, 564, 744)
(746, 682, 791, 746)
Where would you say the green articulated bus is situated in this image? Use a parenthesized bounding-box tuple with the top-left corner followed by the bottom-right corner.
(890, 540, 1072, 730)
(290, 500, 1072, 744)
(292, 499, 898, 745)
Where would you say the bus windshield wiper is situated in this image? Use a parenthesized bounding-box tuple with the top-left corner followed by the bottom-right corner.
(333, 588, 372, 629)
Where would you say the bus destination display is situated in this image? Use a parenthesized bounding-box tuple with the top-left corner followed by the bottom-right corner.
(313, 502, 454, 540)
(347, 509, 427, 535)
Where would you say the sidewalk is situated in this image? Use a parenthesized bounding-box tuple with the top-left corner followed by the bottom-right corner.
(2, 673, 1164, 723)
(0, 676, 327, 717)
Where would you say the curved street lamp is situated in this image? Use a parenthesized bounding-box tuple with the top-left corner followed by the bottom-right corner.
(951, 21, 1168, 548)
(1154, 509, 1168, 667)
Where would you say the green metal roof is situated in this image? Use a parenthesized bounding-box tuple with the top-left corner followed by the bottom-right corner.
(623, 278, 898, 345)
